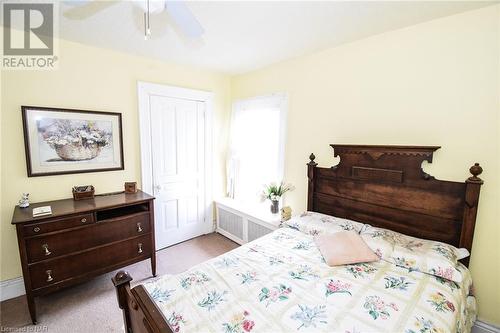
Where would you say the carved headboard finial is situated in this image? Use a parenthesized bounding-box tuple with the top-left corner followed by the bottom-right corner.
(308, 153, 318, 166)
(468, 163, 483, 184)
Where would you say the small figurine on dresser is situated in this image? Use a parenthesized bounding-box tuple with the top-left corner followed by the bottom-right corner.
(18, 193, 30, 208)
(281, 206, 292, 222)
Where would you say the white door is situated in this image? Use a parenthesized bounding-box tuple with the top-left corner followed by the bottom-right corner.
(150, 95, 207, 249)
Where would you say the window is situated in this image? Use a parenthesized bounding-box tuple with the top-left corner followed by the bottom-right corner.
(227, 94, 287, 203)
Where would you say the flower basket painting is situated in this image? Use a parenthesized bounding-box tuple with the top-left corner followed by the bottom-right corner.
(22, 106, 124, 177)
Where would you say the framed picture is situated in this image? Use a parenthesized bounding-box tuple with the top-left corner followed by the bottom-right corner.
(21, 106, 124, 177)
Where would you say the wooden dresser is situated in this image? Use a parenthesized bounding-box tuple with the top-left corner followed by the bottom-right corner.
(11, 190, 156, 324)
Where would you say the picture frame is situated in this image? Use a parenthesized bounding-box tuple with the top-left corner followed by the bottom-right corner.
(21, 106, 124, 177)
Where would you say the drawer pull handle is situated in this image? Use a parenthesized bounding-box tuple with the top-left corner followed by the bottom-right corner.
(46, 270, 53, 282)
(42, 244, 51, 256)
(81, 218, 87, 223)
(137, 223, 143, 233)
(33, 227, 41, 233)
(138, 243, 143, 254)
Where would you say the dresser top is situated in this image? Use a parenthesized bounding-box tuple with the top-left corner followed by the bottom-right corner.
(12, 190, 155, 224)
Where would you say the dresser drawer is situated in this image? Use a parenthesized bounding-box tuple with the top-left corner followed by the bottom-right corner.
(29, 234, 152, 290)
(26, 212, 150, 263)
(23, 213, 95, 236)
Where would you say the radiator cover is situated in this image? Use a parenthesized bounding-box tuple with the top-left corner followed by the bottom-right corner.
(215, 202, 279, 244)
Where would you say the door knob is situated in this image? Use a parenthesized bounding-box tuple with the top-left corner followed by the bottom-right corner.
(153, 184, 161, 191)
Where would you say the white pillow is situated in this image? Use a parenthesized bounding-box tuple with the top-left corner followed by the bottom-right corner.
(360, 224, 468, 283)
(283, 211, 364, 236)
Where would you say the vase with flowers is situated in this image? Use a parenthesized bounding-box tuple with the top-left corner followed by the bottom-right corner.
(261, 181, 294, 214)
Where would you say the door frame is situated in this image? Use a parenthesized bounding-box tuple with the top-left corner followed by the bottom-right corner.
(137, 81, 214, 245)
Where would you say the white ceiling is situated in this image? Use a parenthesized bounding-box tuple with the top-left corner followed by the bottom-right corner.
(59, 1, 495, 74)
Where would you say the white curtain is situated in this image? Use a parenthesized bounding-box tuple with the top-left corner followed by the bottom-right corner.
(227, 94, 287, 203)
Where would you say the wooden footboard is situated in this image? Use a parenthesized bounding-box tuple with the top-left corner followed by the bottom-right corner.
(113, 271, 173, 333)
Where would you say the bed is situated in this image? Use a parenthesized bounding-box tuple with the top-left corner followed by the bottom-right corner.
(113, 144, 484, 333)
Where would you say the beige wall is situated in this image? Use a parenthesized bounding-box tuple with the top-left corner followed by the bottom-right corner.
(1, 4, 499, 327)
(0, 39, 231, 281)
(232, 5, 500, 325)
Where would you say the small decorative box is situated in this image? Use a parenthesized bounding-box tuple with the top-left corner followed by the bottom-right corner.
(124, 182, 137, 194)
(72, 185, 95, 201)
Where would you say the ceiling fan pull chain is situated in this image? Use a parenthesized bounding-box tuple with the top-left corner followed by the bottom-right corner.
(143, 0, 151, 40)
(147, 0, 151, 37)
(143, 12, 147, 40)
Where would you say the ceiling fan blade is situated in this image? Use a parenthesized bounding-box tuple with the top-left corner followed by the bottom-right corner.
(165, 1, 204, 38)
(63, 0, 119, 20)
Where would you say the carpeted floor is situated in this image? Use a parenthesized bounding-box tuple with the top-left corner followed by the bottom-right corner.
(0, 233, 239, 333)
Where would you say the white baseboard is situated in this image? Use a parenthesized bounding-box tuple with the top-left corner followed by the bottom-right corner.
(0, 276, 25, 301)
(473, 320, 500, 333)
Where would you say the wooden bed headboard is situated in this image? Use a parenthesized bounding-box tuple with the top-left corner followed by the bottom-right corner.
(307, 145, 483, 266)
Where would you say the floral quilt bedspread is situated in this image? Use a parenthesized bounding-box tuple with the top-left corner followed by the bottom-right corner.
(143, 227, 476, 333)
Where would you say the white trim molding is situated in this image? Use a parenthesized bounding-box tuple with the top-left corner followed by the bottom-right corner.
(0, 277, 25, 301)
(473, 320, 500, 333)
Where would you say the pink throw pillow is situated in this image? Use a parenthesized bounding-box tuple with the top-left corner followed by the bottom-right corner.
(315, 231, 379, 266)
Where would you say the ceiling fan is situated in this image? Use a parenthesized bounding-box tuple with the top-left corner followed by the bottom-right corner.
(63, 0, 205, 40)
